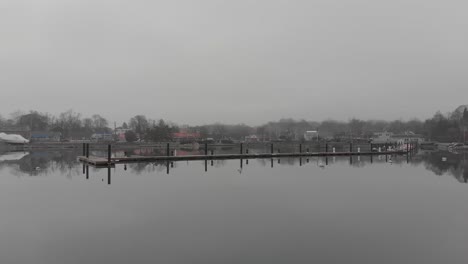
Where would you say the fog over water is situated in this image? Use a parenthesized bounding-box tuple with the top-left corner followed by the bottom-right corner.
(2, 0, 468, 125)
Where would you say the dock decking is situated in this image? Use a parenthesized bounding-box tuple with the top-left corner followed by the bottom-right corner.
(79, 150, 408, 166)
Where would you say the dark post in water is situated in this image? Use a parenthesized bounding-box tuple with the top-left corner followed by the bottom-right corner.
(107, 144, 111, 164)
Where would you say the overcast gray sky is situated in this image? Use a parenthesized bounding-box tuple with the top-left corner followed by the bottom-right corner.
(1, 0, 467, 125)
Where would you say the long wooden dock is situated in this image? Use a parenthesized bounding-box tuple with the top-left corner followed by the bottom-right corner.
(78, 150, 408, 166)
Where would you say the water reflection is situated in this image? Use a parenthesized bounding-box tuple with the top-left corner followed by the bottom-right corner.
(2, 150, 468, 184)
(0, 150, 81, 177)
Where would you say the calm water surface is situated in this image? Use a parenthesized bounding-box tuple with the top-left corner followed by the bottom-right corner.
(1, 150, 468, 264)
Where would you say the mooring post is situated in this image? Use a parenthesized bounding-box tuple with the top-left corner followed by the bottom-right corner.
(86, 143, 89, 158)
(107, 144, 111, 164)
(205, 143, 208, 156)
(350, 142, 353, 153)
(370, 143, 373, 152)
(166, 143, 170, 157)
(82, 143, 85, 156)
(246, 148, 249, 154)
(107, 166, 111, 185)
(326, 143, 328, 153)
(271, 143, 274, 154)
(240, 143, 243, 155)
(299, 144, 302, 153)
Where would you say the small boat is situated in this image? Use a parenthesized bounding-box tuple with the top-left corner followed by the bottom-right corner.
(0, 133, 29, 144)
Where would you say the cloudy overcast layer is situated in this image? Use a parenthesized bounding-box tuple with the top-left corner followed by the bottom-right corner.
(1, 0, 467, 125)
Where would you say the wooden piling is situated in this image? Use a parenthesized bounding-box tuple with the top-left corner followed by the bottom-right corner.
(107, 166, 111, 185)
(107, 144, 111, 164)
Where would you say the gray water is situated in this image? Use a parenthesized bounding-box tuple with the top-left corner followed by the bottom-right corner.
(1, 150, 468, 264)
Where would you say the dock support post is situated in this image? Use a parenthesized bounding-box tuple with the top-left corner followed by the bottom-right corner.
(107, 144, 111, 165)
(108, 166, 111, 185)
(205, 143, 208, 156)
(271, 143, 274, 154)
(240, 143, 243, 155)
(82, 143, 86, 156)
(299, 144, 302, 153)
(86, 143, 89, 158)
(166, 143, 170, 157)
(350, 142, 353, 153)
(326, 143, 328, 153)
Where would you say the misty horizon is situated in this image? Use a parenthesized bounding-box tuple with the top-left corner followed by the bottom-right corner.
(0, 106, 460, 128)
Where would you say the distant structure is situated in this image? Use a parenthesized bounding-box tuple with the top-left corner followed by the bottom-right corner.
(30, 131, 61, 142)
(91, 133, 114, 142)
(244, 135, 259, 143)
(371, 132, 425, 144)
(115, 128, 132, 142)
(304, 131, 319, 141)
(172, 130, 201, 143)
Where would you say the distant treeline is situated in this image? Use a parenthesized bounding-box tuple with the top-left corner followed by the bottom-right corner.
(1, 107, 467, 142)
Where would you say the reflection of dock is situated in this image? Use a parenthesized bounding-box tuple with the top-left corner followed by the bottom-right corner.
(79, 151, 407, 166)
